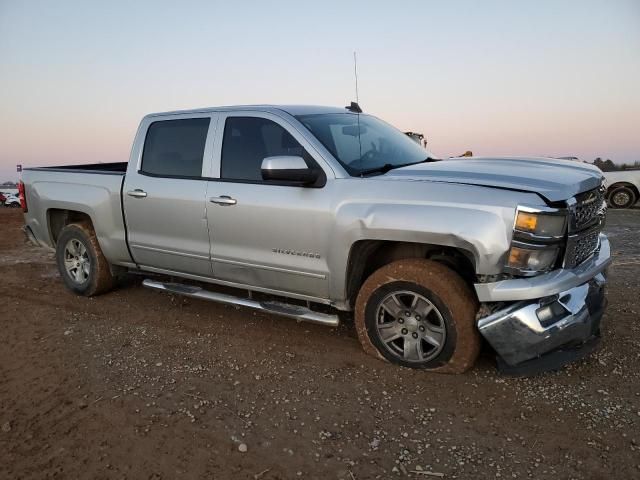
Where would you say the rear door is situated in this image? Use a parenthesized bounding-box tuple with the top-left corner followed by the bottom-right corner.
(123, 113, 218, 277)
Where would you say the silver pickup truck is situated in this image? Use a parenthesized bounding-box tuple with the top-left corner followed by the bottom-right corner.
(20, 104, 611, 375)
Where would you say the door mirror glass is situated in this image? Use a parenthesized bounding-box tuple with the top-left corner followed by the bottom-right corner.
(261, 156, 318, 185)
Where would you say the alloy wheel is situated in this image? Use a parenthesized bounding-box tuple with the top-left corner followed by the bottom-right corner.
(63, 239, 90, 284)
(374, 290, 446, 363)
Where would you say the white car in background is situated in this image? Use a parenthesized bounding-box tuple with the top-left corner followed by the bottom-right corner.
(603, 170, 640, 209)
(3, 194, 21, 207)
(555, 158, 639, 209)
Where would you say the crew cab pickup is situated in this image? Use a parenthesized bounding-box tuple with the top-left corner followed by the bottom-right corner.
(21, 105, 611, 375)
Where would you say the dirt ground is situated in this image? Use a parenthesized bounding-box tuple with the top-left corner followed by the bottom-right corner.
(1, 207, 639, 480)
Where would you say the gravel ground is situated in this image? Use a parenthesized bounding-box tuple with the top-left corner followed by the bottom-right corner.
(0, 207, 639, 479)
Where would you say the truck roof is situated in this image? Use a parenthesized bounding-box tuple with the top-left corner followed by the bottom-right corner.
(145, 105, 349, 119)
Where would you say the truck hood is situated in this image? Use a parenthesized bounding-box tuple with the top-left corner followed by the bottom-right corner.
(381, 156, 603, 203)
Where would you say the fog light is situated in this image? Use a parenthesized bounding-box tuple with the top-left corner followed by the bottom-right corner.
(535, 302, 568, 327)
(536, 305, 555, 324)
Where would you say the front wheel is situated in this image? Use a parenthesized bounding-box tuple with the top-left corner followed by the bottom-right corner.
(354, 259, 481, 373)
(55, 222, 115, 296)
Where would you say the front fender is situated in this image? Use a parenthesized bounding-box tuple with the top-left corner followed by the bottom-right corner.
(327, 200, 516, 306)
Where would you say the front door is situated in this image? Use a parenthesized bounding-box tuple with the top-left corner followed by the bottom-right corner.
(206, 112, 333, 299)
(123, 114, 217, 277)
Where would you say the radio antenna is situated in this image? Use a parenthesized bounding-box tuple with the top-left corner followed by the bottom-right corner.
(352, 51, 364, 174)
(353, 51, 359, 104)
(346, 52, 363, 113)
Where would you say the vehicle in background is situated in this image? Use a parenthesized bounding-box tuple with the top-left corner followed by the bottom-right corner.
(20, 104, 610, 376)
(603, 170, 640, 209)
(553, 156, 639, 209)
(0, 192, 6, 205)
(3, 194, 20, 207)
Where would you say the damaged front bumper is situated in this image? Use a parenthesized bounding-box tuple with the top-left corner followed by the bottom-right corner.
(476, 234, 612, 375)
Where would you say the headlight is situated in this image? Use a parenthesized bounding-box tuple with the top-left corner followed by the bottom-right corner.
(507, 244, 559, 273)
(507, 205, 568, 275)
(515, 211, 566, 237)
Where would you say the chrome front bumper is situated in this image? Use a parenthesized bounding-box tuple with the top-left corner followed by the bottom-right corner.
(476, 234, 611, 373)
(478, 273, 606, 370)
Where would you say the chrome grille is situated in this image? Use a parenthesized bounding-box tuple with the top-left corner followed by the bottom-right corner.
(569, 185, 606, 231)
(564, 227, 600, 268)
(563, 184, 606, 268)
(507, 185, 606, 273)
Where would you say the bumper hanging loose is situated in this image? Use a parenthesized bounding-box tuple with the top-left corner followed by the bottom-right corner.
(476, 235, 611, 375)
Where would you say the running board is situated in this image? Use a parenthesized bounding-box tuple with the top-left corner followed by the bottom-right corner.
(142, 279, 339, 327)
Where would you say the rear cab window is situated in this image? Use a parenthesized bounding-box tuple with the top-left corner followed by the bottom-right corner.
(141, 118, 210, 177)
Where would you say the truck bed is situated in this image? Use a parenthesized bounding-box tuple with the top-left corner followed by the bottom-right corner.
(21, 165, 133, 267)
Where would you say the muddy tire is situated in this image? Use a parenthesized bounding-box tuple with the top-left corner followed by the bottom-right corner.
(354, 259, 480, 373)
(55, 222, 115, 296)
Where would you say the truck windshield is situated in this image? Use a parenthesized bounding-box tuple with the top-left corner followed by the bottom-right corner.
(296, 113, 436, 176)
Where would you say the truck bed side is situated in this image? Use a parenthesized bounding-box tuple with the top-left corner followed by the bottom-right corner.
(22, 166, 133, 266)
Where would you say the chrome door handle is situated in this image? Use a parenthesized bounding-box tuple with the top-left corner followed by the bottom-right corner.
(209, 195, 237, 206)
(127, 189, 147, 198)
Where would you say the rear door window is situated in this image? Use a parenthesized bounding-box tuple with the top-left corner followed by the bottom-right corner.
(141, 118, 210, 177)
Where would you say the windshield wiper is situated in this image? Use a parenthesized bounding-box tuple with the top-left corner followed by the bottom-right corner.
(401, 157, 437, 167)
(358, 157, 436, 177)
(359, 163, 398, 177)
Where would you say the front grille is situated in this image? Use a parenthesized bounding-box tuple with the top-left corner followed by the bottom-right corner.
(570, 185, 606, 231)
(563, 184, 606, 269)
(564, 227, 601, 268)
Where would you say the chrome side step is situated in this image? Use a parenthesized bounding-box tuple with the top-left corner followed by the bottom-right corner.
(142, 279, 340, 327)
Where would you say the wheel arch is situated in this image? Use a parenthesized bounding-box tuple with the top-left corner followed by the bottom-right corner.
(344, 240, 478, 310)
(47, 208, 95, 247)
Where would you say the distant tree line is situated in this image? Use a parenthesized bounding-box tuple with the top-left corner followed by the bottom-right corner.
(591, 158, 640, 172)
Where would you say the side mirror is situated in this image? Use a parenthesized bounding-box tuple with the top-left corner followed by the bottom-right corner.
(261, 156, 318, 185)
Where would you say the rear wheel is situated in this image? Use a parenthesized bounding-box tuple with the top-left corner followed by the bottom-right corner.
(355, 259, 480, 373)
(55, 222, 115, 296)
(608, 186, 636, 209)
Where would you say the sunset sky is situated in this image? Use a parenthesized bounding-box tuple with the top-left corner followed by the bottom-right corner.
(1, 0, 639, 181)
